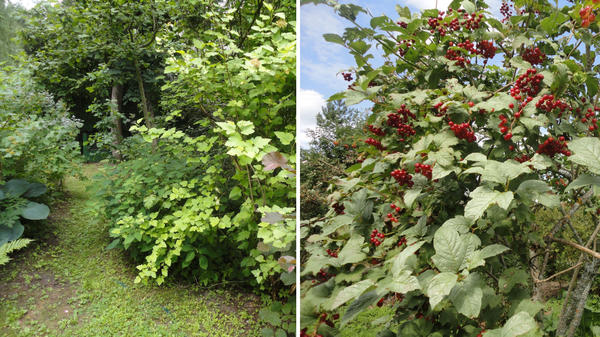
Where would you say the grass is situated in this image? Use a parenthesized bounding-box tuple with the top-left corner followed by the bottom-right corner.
(0, 164, 263, 337)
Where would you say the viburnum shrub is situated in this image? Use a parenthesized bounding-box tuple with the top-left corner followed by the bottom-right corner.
(301, 1, 600, 336)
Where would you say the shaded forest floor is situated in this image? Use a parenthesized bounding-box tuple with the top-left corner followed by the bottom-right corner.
(0, 164, 263, 337)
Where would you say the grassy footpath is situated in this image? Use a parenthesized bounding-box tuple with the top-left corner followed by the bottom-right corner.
(0, 164, 262, 337)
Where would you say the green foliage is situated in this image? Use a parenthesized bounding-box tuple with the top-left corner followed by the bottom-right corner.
(0, 65, 83, 188)
(301, 101, 366, 220)
(0, 238, 32, 266)
(301, 1, 600, 336)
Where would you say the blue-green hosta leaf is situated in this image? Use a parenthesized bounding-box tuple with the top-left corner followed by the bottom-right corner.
(23, 183, 47, 198)
(338, 234, 367, 265)
(21, 202, 50, 220)
(2, 179, 30, 197)
(449, 272, 483, 318)
(329, 279, 375, 310)
(431, 226, 467, 273)
(568, 137, 600, 174)
(465, 187, 513, 221)
(0, 223, 25, 246)
(426, 272, 458, 310)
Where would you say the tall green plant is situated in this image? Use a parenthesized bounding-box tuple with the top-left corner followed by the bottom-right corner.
(300, 1, 600, 336)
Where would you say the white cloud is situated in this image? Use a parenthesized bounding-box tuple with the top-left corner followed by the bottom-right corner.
(301, 4, 345, 62)
(298, 89, 327, 148)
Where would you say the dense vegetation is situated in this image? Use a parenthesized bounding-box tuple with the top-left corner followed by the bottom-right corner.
(1, 1, 295, 336)
(300, 1, 600, 336)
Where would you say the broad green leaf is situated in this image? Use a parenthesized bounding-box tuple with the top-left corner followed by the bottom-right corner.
(338, 234, 367, 265)
(23, 183, 47, 198)
(21, 202, 50, 220)
(330, 279, 375, 310)
(568, 138, 600, 174)
(565, 174, 600, 193)
(323, 33, 345, 45)
(2, 179, 30, 197)
(431, 226, 467, 273)
(0, 223, 25, 246)
(274, 131, 294, 145)
(500, 311, 538, 337)
(465, 187, 513, 220)
(449, 272, 483, 318)
(390, 241, 425, 275)
(341, 290, 379, 327)
(345, 90, 368, 105)
(440, 216, 472, 234)
(404, 188, 421, 208)
(499, 267, 529, 294)
(426, 272, 458, 310)
(479, 244, 510, 259)
(516, 180, 559, 207)
(237, 120, 255, 135)
(379, 270, 420, 293)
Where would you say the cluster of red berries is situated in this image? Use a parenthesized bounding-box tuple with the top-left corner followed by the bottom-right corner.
(433, 101, 448, 116)
(397, 236, 407, 247)
(427, 9, 483, 36)
(414, 163, 432, 180)
(326, 248, 338, 258)
(449, 121, 476, 142)
(376, 297, 386, 307)
(315, 269, 333, 283)
(537, 136, 571, 157)
(477, 329, 487, 337)
(397, 21, 408, 29)
(580, 5, 596, 28)
(397, 104, 416, 121)
(513, 69, 544, 97)
(386, 212, 398, 223)
(398, 39, 415, 57)
(521, 47, 546, 65)
(370, 229, 385, 246)
(477, 40, 496, 59)
(536, 94, 568, 114)
(365, 137, 385, 150)
(500, 1, 513, 22)
(391, 169, 414, 187)
(397, 124, 416, 140)
(581, 107, 598, 132)
(498, 115, 513, 140)
(341, 72, 353, 81)
(514, 154, 531, 163)
(332, 202, 345, 215)
(367, 124, 385, 136)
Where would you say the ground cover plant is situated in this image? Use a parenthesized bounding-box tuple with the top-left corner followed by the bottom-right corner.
(300, 1, 600, 336)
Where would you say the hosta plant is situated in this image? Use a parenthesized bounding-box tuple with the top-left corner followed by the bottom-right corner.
(300, 1, 600, 336)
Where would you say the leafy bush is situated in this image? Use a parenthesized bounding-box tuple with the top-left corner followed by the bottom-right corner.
(0, 65, 82, 188)
(300, 1, 600, 336)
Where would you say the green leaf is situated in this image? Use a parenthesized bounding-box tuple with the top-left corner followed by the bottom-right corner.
(565, 174, 600, 193)
(465, 187, 513, 220)
(500, 311, 538, 337)
(0, 223, 25, 246)
(259, 308, 282, 326)
(568, 137, 600, 174)
(237, 120, 255, 135)
(323, 33, 345, 45)
(330, 279, 375, 310)
(479, 244, 510, 259)
(198, 255, 208, 270)
(379, 270, 420, 293)
(516, 180, 559, 208)
(390, 241, 425, 276)
(23, 183, 47, 198)
(341, 290, 379, 327)
(338, 234, 367, 265)
(461, 0, 476, 13)
(431, 226, 467, 273)
(498, 267, 529, 294)
(449, 272, 483, 318)
(2, 179, 30, 197)
(21, 202, 50, 220)
(345, 90, 368, 106)
(426, 272, 458, 310)
(404, 188, 421, 208)
(274, 131, 294, 145)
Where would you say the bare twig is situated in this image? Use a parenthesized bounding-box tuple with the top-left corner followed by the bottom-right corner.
(547, 237, 600, 260)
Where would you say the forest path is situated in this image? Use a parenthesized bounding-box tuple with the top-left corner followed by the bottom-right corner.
(0, 164, 262, 337)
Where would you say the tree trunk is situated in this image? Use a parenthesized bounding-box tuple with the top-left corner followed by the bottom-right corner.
(110, 84, 124, 160)
(558, 258, 598, 337)
(134, 59, 153, 128)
